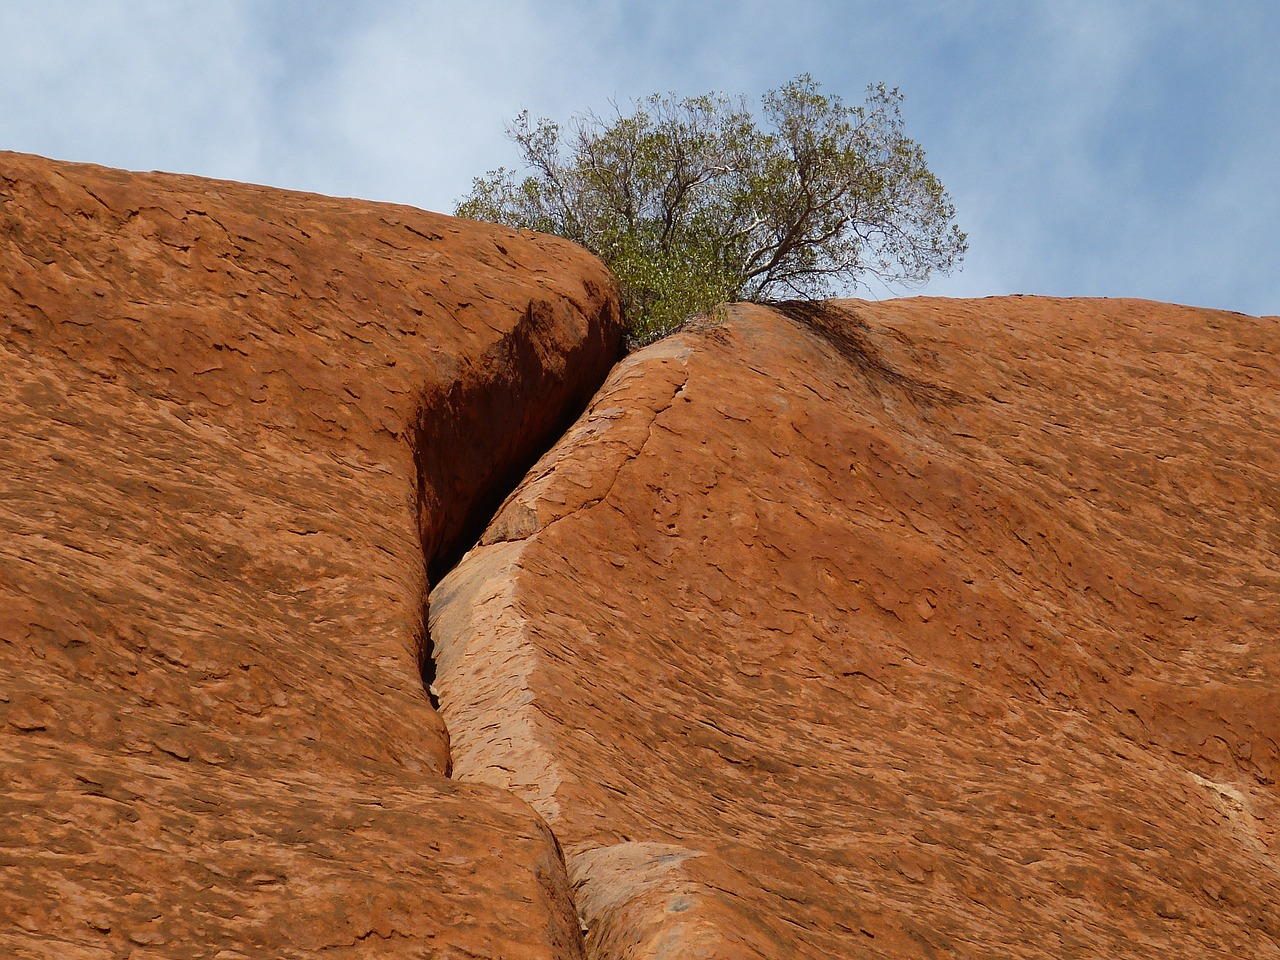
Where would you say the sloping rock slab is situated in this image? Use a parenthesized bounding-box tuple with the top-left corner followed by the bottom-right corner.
(432, 298, 1280, 958)
(0, 151, 620, 958)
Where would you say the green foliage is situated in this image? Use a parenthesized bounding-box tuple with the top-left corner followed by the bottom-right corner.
(456, 75, 967, 347)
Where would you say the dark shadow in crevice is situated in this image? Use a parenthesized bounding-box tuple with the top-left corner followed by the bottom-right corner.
(411, 301, 622, 588)
(422, 381, 605, 588)
(417, 607, 441, 712)
(404, 294, 624, 777)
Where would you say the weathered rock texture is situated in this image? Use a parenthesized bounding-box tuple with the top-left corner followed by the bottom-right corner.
(0, 151, 621, 957)
(432, 298, 1280, 958)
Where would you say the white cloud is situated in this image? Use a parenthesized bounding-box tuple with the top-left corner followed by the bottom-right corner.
(1, 0, 1277, 314)
(0, 1, 268, 176)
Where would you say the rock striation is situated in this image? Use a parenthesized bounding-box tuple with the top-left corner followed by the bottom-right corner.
(5, 147, 1278, 959)
(432, 298, 1280, 958)
(0, 151, 620, 958)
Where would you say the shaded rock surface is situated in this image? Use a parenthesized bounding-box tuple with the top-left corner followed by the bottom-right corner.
(0, 152, 621, 957)
(432, 298, 1280, 958)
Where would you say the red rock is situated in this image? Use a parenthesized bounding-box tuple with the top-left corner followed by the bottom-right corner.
(432, 298, 1280, 958)
(0, 151, 620, 958)
(8, 147, 1278, 958)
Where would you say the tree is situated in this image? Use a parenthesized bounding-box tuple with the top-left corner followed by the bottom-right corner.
(456, 75, 967, 346)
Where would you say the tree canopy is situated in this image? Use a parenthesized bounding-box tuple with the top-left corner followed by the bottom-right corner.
(456, 75, 967, 346)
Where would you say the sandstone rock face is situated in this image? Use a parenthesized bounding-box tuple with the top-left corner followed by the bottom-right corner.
(0, 152, 620, 957)
(432, 298, 1280, 958)
(7, 149, 1278, 959)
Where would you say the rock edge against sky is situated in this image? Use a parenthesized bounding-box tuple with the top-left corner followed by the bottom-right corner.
(2, 151, 1278, 958)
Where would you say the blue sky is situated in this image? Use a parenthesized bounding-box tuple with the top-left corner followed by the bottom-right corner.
(3, 1, 1277, 315)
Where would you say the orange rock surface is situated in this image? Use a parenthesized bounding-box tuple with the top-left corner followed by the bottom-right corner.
(432, 298, 1280, 958)
(6, 148, 1278, 959)
(0, 152, 620, 957)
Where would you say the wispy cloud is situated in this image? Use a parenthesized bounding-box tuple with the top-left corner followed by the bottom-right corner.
(2, 1, 1276, 314)
(1, 2, 268, 175)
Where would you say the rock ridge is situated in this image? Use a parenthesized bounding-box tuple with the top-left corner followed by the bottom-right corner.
(431, 296, 1280, 958)
(1, 150, 621, 957)
(6, 148, 1279, 959)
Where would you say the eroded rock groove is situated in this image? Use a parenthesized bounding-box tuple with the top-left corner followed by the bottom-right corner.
(0, 149, 619, 959)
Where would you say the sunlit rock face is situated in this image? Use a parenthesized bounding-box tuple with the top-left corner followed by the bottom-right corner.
(433, 296, 1280, 959)
(0, 150, 620, 958)
(5, 146, 1277, 959)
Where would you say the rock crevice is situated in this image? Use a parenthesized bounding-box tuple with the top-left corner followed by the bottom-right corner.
(0, 150, 620, 958)
(6, 149, 1279, 959)
(431, 297, 1280, 959)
